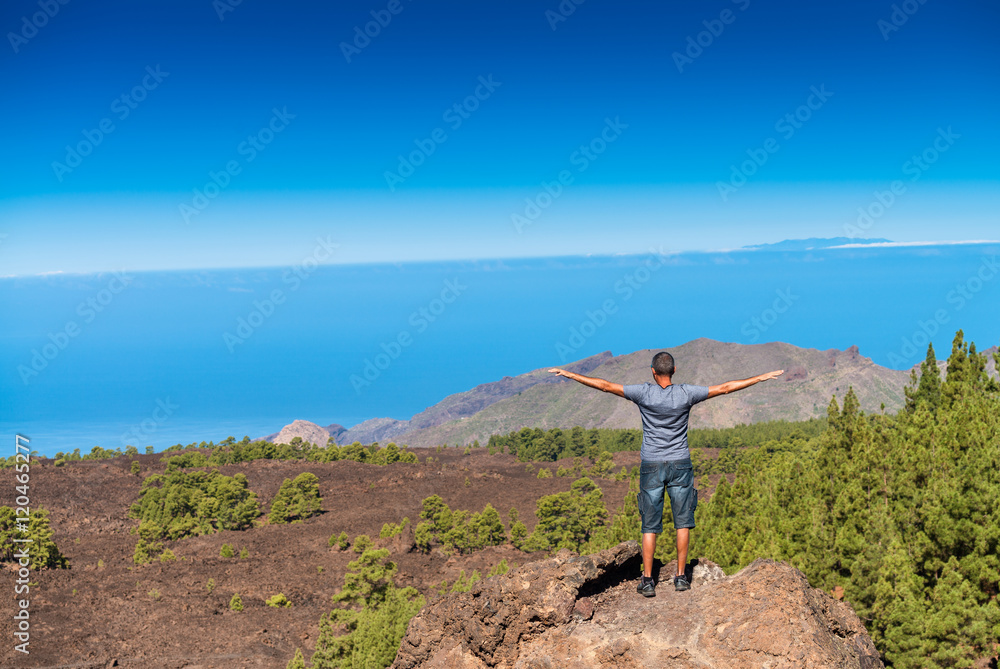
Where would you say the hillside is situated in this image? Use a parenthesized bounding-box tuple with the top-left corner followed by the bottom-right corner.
(366, 339, 910, 448)
(267, 339, 912, 449)
(0, 448, 644, 668)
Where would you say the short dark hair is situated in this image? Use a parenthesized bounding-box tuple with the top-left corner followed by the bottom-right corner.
(651, 351, 675, 377)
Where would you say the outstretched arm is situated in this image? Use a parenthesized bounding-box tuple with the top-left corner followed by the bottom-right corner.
(548, 369, 625, 398)
(708, 370, 784, 398)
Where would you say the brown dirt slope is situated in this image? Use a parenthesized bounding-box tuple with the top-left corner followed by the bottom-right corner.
(394, 541, 883, 669)
(0, 448, 643, 669)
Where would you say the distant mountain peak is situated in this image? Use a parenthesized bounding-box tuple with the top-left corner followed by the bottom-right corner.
(742, 237, 892, 251)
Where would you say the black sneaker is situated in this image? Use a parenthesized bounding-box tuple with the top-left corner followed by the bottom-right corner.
(673, 574, 691, 591)
(636, 576, 656, 597)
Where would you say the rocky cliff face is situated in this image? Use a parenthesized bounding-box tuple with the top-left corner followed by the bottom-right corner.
(392, 541, 883, 669)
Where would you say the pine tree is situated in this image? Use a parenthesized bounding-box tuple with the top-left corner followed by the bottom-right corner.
(905, 343, 942, 412)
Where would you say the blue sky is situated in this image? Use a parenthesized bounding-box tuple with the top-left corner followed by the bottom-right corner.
(2, 0, 998, 275)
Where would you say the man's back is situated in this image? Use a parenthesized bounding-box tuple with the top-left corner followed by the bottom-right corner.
(623, 383, 709, 461)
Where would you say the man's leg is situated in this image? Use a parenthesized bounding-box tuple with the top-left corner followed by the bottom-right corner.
(676, 527, 689, 576)
(642, 532, 657, 578)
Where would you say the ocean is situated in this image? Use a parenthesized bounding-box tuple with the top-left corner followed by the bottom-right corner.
(2, 243, 997, 455)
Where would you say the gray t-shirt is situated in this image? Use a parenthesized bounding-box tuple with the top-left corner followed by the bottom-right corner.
(623, 383, 710, 461)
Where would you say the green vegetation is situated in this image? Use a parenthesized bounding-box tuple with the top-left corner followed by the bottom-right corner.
(295, 547, 424, 669)
(287, 649, 306, 669)
(487, 419, 825, 464)
(379, 518, 410, 539)
(508, 508, 528, 550)
(239, 547, 249, 559)
(329, 531, 349, 550)
(450, 569, 480, 593)
(0, 449, 39, 469)
(206, 578, 216, 593)
(523, 477, 607, 552)
(220, 543, 234, 558)
(161, 437, 418, 471)
(0, 506, 68, 569)
(486, 559, 512, 578)
(417, 496, 507, 554)
(270, 472, 323, 524)
(133, 538, 163, 565)
(352, 535, 373, 554)
(267, 593, 292, 608)
(130, 469, 260, 541)
(229, 593, 244, 611)
(159, 548, 177, 563)
(694, 332, 1000, 668)
(130, 461, 141, 475)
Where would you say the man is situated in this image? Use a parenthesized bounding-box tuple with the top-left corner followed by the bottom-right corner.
(549, 351, 783, 597)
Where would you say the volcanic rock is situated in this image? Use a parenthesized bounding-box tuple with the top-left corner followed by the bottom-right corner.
(392, 541, 883, 669)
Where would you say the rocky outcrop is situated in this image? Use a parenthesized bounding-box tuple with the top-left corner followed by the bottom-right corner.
(392, 541, 884, 669)
(269, 419, 331, 448)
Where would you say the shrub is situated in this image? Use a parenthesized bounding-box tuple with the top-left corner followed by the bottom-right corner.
(220, 543, 235, 558)
(419, 498, 507, 555)
(130, 469, 260, 541)
(239, 547, 249, 559)
(206, 578, 216, 593)
(229, 593, 243, 611)
(419, 495, 452, 535)
(266, 593, 292, 608)
(414, 522, 433, 554)
(130, 461, 141, 476)
(159, 548, 177, 563)
(329, 531, 349, 550)
(133, 538, 162, 565)
(306, 548, 424, 669)
(450, 569, 481, 593)
(536, 467, 552, 479)
(526, 477, 608, 553)
(487, 559, 512, 577)
(270, 472, 323, 525)
(0, 506, 68, 569)
(286, 648, 306, 669)
(352, 535, 373, 554)
(379, 517, 410, 539)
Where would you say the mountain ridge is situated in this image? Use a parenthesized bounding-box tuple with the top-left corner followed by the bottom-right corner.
(266, 338, 928, 448)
